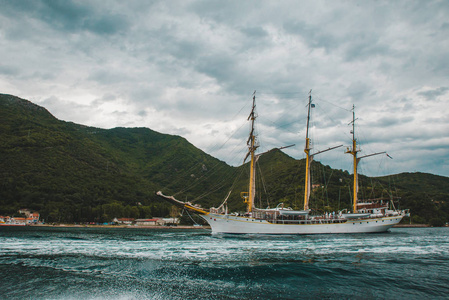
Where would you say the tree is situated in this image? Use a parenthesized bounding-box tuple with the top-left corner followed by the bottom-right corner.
(429, 217, 445, 227)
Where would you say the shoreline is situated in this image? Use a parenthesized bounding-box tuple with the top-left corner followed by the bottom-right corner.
(17, 223, 436, 229)
(27, 224, 211, 229)
(393, 224, 430, 228)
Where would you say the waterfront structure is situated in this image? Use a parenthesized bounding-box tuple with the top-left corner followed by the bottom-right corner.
(0, 210, 40, 226)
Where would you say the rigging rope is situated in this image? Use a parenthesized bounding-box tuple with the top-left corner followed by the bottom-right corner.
(182, 208, 201, 226)
(256, 159, 270, 208)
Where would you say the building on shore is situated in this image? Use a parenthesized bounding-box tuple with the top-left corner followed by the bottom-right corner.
(134, 218, 180, 226)
(0, 210, 40, 225)
(135, 219, 162, 226)
(113, 218, 135, 225)
(162, 218, 179, 226)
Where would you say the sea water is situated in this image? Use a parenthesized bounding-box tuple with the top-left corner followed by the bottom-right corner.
(0, 227, 448, 299)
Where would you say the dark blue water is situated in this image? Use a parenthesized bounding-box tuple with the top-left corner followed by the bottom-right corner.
(0, 227, 448, 299)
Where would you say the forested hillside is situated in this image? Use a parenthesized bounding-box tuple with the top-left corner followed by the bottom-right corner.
(377, 173, 449, 226)
(0, 94, 233, 223)
(1, 93, 448, 225)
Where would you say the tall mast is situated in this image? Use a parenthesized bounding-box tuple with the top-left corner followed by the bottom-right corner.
(345, 105, 386, 213)
(303, 91, 342, 211)
(244, 91, 258, 213)
(346, 105, 360, 213)
(303, 90, 313, 210)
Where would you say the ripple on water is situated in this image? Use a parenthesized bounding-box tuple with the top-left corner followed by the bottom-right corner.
(1, 227, 449, 299)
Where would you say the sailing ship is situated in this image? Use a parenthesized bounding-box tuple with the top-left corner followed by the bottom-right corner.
(157, 92, 409, 234)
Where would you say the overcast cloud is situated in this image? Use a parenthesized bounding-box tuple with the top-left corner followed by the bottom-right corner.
(1, 0, 448, 177)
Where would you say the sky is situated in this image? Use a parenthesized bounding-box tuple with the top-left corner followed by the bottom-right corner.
(1, 0, 448, 177)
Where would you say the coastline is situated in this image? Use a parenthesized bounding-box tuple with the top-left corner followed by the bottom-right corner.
(18, 223, 435, 229)
(4, 223, 440, 229)
(27, 224, 211, 229)
(393, 224, 430, 228)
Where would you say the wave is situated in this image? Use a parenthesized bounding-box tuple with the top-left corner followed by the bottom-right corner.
(1, 227, 448, 299)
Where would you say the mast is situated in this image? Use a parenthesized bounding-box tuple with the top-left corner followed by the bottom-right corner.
(345, 105, 385, 213)
(303, 91, 342, 211)
(303, 90, 313, 210)
(244, 91, 258, 213)
(346, 105, 360, 213)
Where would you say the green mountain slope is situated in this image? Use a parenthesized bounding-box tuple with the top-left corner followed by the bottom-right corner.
(1, 93, 448, 225)
(0, 94, 234, 222)
(377, 172, 449, 225)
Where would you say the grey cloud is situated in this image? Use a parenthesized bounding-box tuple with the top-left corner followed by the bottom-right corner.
(196, 55, 237, 85)
(83, 14, 129, 35)
(111, 110, 128, 117)
(240, 26, 268, 39)
(344, 39, 392, 62)
(162, 38, 202, 67)
(137, 110, 147, 117)
(40, 95, 60, 107)
(1, 0, 449, 176)
(366, 116, 414, 128)
(431, 56, 449, 75)
(395, 98, 416, 113)
(1, 0, 129, 35)
(368, 124, 445, 146)
(87, 70, 130, 85)
(91, 94, 117, 107)
(188, 0, 256, 24)
(0, 65, 19, 76)
(39, 0, 90, 30)
(425, 115, 449, 125)
(29, 71, 56, 81)
(129, 88, 163, 107)
(418, 87, 449, 101)
(282, 20, 337, 53)
(346, 82, 370, 103)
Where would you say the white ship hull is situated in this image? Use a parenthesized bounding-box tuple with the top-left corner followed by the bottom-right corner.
(201, 213, 403, 234)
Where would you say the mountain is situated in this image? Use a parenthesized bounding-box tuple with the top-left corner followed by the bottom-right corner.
(1, 93, 448, 225)
(376, 172, 449, 226)
(0, 93, 233, 223)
